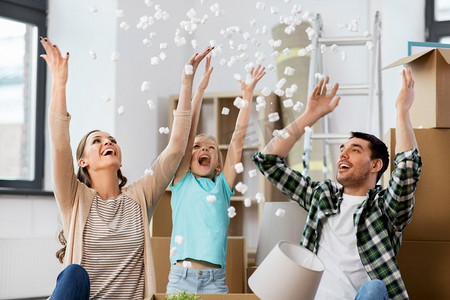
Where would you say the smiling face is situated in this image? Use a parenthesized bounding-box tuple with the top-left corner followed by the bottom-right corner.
(336, 137, 381, 193)
(78, 131, 122, 173)
(190, 135, 222, 179)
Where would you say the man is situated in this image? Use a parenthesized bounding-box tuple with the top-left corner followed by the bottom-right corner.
(253, 68, 421, 299)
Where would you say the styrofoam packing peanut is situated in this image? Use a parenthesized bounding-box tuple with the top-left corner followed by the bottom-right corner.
(268, 39, 275, 47)
(305, 27, 316, 40)
(248, 169, 257, 178)
(116, 9, 124, 18)
(366, 41, 373, 50)
(101, 95, 111, 102)
(209, 40, 216, 47)
(314, 73, 324, 80)
(304, 126, 313, 134)
(159, 42, 168, 49)
(255, 2, 266, 11)
(255, 192, 265, 203)
(271, 51, 280, 58)
(228, 210, 237, 218)
(159, 52, 166, 61)
(243, 32, 250, 41)
(267, 64, 275, 71)
(219, 58, 227, 66)
(144, 168, 154, 176)
(117, 105, 125, 115)
(143, 38, 152, 47)
(320, 44, 327, 54)
(150, 56, 160, 65)
(233, 96, 243, 109)
(200, 0, 208, 5)
(283, 48, 291, 56)
(183, 261, 192, 268)
(290, 84, 298, 92)
(341, 51, 347, 61)
(200, 14, 209, 24)
(283, 99, 294, 108)
(244, 198, 252, 208)
(350, 19, 359, 32)
(252, 38, 261, 47)
(229, 40, 236, 49)
(186, 8, 196, 19)
(280, 129, 290, 139)
(89, 5, 98, 13)
(275, 208, 286, 217)
(284, 88, 293, 98)
(274, 88, 284, 97)
(240, 53, 249, 62)
(240, 99, 249, 108)
(170, 247, 177, 256)
(261, 87, 271, 97)
(141, 81, 151, 92)
(273, 39, 282, 48)
(184, 64, 194, 75)
(174, 35, 186, 47)
(149, 32, 157, 38)
(330, 44, 338, 53)
(284, 25, 295, 35)
(276, 78, 287, 89)
(89, 50, 97, 60)
(206, 194, 216, 202)
(233, 73, 242, 81)
(284, 66, 295, 76)
(256, 103, 265, 112)
(250, 19, 256, 27)
(256, 96, 266, 104)
(147, 100, 156, 110)
(227, 57, 237, 67)
(298, 48, 307, 56)
(120, 21, 130, 30)
(175, 235, 184, 244)
(227, 206, 236, 213)
(234, 162, 244, 174)
(270, 6, 279, 14)
(293, 101, 304, 112)
(159, 127, 169, 134)
(268, 112, 280, 122)
(191, 39, 198, 49)
(145, 0, 153, 7)
(111, 51, 120, 61)
(221, 107, 230, 115)
(235, 182, 248, 194)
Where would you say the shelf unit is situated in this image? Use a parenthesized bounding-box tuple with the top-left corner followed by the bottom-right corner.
(151, 91, 287, 258)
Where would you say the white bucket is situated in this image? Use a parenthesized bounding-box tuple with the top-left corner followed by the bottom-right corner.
(248, 240, 324, 300)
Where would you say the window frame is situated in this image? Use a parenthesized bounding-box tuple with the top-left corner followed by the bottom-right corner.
(0, 0, 48, 191)
(426, 0, 450, 42)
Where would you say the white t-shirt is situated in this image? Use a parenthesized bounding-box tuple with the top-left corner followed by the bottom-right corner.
(314, 193, 371, 300)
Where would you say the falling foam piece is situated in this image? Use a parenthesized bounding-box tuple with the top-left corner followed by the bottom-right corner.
(267, 64, 275, 71)
(111, 51, 120, 61)
(184, 64, 194, 75)
(219, 58, 227, 66)
(290, 84, 298, 92)
(304, 126, 313, 134)
(175, 235, 184, 244)
(221, 107, 230, 115)
(119, 21, 130, 30)
(268, 112, 280, 122)
(117, 106, 125, 115)
(235, 182, 248, 194)
(144, 168, 154, 176)
(150, 56, 160, 65)
(147, 100, 155, 110)
(170, 247, 177, 256)
(261, 87, 271, 97)
(273, 129, 280, 137)
(276, 78, 286, 89)
(283, 48, 291, 56)
(279, 129, 290, 139)
(116, 9, 124, 18)
(248, 169, 257, 178)
(145, 0, 154, 7)
(234, 73, 242, 81)
(283, 99, 294, 108)
(255, 2, 266, 11)
(250, 19, 257, 27)
(256, 103, 265, 111)
(143, 38, 152, 47)
(233, 97, 243, 109)
(284, 66, 295, 76)
(201, 14, 209, 24)
(274, 88, 284, 97)
(101, 95, 111, 102)
(275, 208, 286, 217)
(89, 50, 97, 60)
(200, 0, 208, 4)
(159, 127, 170, 134)
(256, 96, 265, 104)
(270, 6, 279, 14)
(228, 206, 236, 213)
(159, 52, 167, 61)
(141, 81, 151, 92)
(186, 8, 196, 19)
(89, 5, 98, 13)
(366, 41, 374, 50)
(234, 162, 244, 174)
(305, 27, 316, 40)
(206, 194, 217, 202)
(244, 198, 252, 207)
(183, 261, 192, 268)
(271, 51, 280, 58)
(228, 210, 237, 218)
(320, 44, 327, 54)
(341, 51, 347, 61)
(298, 48, 307, 56)
(273, 39, 282, 48)
(293, 101, 304, 112)
(284, 25, 295, 35)
(255, 192, 265, 203)
(285, 88, 294, 98)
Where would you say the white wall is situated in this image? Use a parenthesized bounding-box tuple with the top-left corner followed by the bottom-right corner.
(0, 0, 426, 297)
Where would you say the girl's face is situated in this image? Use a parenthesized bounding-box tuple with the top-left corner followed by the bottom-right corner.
(78, 131, 122, 172)
(190, 136, 221, 179)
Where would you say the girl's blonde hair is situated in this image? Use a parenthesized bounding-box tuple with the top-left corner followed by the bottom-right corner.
(56, 129, 128, 264)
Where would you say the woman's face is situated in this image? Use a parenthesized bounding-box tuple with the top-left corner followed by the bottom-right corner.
(78, 131, 122, 172)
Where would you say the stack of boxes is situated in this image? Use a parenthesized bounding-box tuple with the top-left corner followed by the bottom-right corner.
(384, 48, 450, 299)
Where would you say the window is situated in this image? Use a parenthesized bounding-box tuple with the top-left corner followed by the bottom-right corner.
(0, 0, 47, 190)
(426, 0, 450, 42)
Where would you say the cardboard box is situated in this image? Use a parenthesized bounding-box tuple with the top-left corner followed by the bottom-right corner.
(397, 241, 450, 299)
(149, 293, 259, 300)
(384, 48, 450, 128)
(384, 128, 450, 241)
(151, 237, 247, 293)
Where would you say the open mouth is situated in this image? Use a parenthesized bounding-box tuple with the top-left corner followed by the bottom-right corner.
(338, 161, 351, 170)
(102, 149, 115, 156)
(198, 154, 210, 166)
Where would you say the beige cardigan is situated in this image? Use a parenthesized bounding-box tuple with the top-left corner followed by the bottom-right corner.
(49, 109, 190, 298)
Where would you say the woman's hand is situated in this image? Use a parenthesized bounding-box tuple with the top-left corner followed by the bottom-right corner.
(40, 37, 69, 85)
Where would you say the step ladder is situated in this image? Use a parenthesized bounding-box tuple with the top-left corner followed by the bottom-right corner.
(302, 11, 383, 179)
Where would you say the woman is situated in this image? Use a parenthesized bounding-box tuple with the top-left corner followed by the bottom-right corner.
(40, 36, 212, 299)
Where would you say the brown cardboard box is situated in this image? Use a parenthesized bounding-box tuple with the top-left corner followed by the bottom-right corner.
(384, 48, 450, 128)
(397, 241, 450, 299)
(151, 237, 247, 293)
(384, 128, 450, 241)
(149, 293, 259, 299)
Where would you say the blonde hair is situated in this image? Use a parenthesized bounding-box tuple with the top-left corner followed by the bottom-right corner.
(56, 129, 128, 264)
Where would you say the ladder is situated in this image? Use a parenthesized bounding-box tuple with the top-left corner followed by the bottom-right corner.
(302, 11, 383, 179)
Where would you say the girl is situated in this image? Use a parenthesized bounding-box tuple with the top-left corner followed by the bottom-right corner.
(40, 36, 212, 299)
(166, 60, 266, 294)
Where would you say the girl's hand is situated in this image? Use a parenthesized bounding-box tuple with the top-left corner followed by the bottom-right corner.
(197, 56, 213, 90)
(181, 46, 214, 85)
(39, 37, 69, 85)
(239, 65, 266, 94)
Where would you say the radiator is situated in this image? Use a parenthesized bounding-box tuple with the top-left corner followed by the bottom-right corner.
(0, 238, 62, 299)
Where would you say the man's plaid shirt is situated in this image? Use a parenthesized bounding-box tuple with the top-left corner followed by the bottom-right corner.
(253, 148, 422, 300)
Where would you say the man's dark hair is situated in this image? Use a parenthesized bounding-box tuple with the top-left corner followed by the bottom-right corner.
(350, 131, 389, 182)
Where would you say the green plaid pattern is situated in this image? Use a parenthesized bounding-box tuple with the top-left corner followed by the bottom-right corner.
(253, 149, 422, 300)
